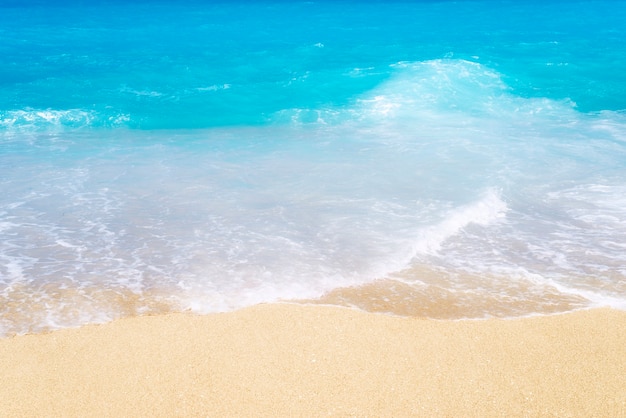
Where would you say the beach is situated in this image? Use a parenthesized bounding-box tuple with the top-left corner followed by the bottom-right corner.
(2, 1, 626, 416)
(1, 304, 625, 417)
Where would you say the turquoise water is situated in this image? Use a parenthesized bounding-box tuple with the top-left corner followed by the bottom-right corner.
(2, 0, 626, 335)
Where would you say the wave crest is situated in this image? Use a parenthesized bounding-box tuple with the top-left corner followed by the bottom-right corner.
(0, 108, 130, 132)
(273, 59, 579, 126)
(410, 189, 508, 257)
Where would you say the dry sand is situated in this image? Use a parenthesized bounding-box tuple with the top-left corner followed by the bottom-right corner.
(1, 304, 625, 417)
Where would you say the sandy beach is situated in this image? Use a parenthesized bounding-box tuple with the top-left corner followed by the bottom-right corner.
(1, 304, 625, 417)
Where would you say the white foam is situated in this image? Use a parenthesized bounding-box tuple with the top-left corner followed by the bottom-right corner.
(0, 221, 18, 233)
(546, 280, 626, 310)
(273, 59, 580, 128)
(196, 84, 231, 92)
(0, 108, 129, 131)
(0, 109, 94, 127)
(408, 189, 507, 258)
(3, 259, 26, 281)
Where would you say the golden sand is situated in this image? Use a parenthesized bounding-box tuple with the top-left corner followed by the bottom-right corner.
(302, 278, 589, 318)
(1, 304, 625, 417)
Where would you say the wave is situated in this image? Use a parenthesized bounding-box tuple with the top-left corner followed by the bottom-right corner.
(3, 60, 611, 134)
(409, 189, 508, 257)
(0, 108, 130, 132)
(272, 59, 581, 127)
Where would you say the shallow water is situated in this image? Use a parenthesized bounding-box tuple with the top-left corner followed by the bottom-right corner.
(1, 0, 626, 336)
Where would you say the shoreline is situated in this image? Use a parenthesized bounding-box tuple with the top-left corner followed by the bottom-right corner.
(1, 304, 625, 416)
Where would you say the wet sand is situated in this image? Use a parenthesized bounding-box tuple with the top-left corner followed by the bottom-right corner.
(1, 304, 625, 416)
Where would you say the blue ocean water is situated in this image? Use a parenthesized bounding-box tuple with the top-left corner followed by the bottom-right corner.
(1, 0, 626, 335)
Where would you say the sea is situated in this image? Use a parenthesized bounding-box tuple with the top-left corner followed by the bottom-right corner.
(2, 0, 626, 336)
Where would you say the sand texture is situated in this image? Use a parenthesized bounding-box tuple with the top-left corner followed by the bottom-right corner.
(1, 304, 625, 417)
